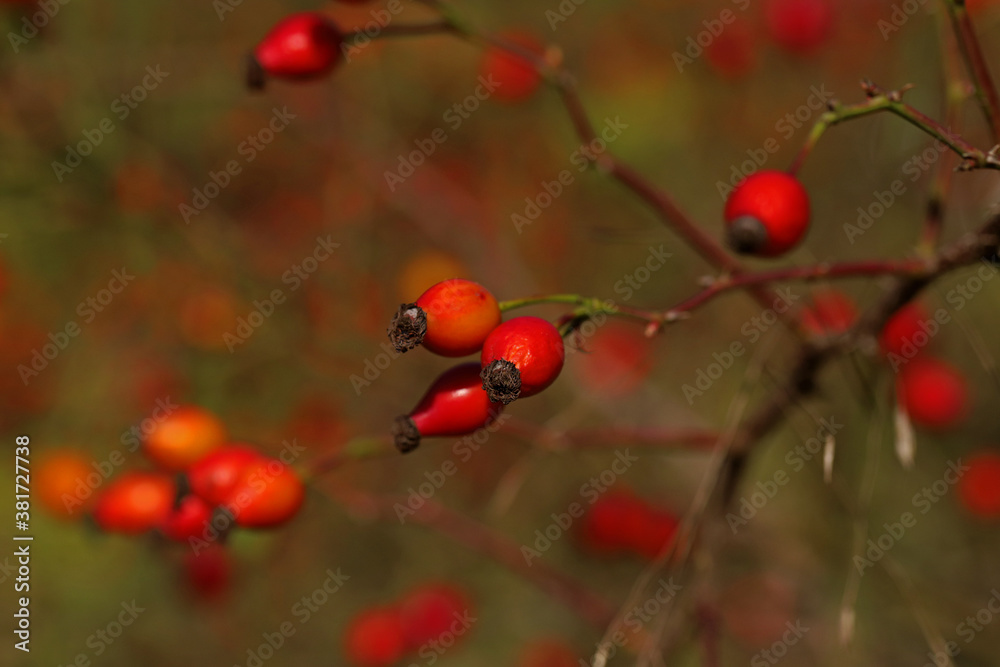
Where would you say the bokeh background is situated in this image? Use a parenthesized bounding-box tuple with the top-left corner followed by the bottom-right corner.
(3, 0, 1000, 665)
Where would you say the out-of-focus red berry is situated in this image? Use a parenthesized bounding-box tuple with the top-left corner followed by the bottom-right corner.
(36, 449, 94, 520)
(575, 322, 654, 398)
(187, 444, 265, 506)
(183, 545, 231, 600)
(344, 607, 407, 667)
(398, 583, 471, 648)
(161, 494, 213, 542)
(143, 405, 227, 472)
(880, 302, 930, 357)
(228, 457, 305, 528)
(706, 20, 757, 79)
(763, 0, 833, 54)
(478, 31, 544, 103)
(958, 451, 1000, 518)
(724, 170, 811, 257)
(92, 472, 175, 534)
(800, 289, 857, 336)
(897, 358, 969, 430)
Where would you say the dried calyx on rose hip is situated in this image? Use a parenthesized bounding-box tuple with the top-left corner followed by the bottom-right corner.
(246, 12, 343, 90)
(480, 316, 564, 405)
(392, 362, 504, 454)
(724, 170, 811, 257)
(388, 279, 501, 357)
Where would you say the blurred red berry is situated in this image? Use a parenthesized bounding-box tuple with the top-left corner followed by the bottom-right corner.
(897, 358, 969, 430)
(143, 405, 227, 472)
(92, 472, 175, 534)
(228, 457, 305, 528)
(161, 494, 213, 542)
(478, 31, 544, 103)
(880, 301, 930, 357)
(183, 545, 231, 600)
(958, 451, 1000, 518)
(706, 20, 757, 79)
(763, 0, 833, 54)
(36, 449, 94, 520)
(188, 443, 265, 505)
(575, 322, 654, 397)
(249, 12, 342, 88)
(800, 289, 857, 336)
(344, 607, 407, 667)
(398, 583, 471, 648)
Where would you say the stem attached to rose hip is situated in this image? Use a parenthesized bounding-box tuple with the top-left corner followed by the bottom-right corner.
(788, 81, 1000, 176)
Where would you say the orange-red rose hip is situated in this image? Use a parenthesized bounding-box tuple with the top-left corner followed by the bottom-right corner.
(389, 279, 501, 357)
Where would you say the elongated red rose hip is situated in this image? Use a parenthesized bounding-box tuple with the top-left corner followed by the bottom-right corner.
(247, 12, 342, 89)
(480, 316, 564, 404)
(392, 362, 504, 453)
(389, 279, 501, 357)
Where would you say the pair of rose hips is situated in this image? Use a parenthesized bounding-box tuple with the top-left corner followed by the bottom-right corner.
(91, 405, 304, 537)
(388, 279, 565, 452)
(343, 583, 471, 667)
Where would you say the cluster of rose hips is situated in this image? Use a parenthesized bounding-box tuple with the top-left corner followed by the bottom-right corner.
(36, 405, 306, 597)
(387, 279, 565, 453)
(247, 9, 542, 103)
(578, 489, 680, 560)
(343, 582, 472, 667)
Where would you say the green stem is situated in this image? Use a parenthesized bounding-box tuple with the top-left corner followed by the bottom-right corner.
(790, 82, 1000, 175)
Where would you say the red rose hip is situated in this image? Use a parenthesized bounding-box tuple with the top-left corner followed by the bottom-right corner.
(343, 606, 407, 667)
(480, 316, 565, 404)
(724, 170, 810, 257)
(897, 358, 969, 430)
(392, 362, 504, 453)
(958, 451, 1000, 518)
(248, 12, 342, 89)
(92, 472, 176, 534)
(187, 443, 265, 505)
(389, 279, 501, 357)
